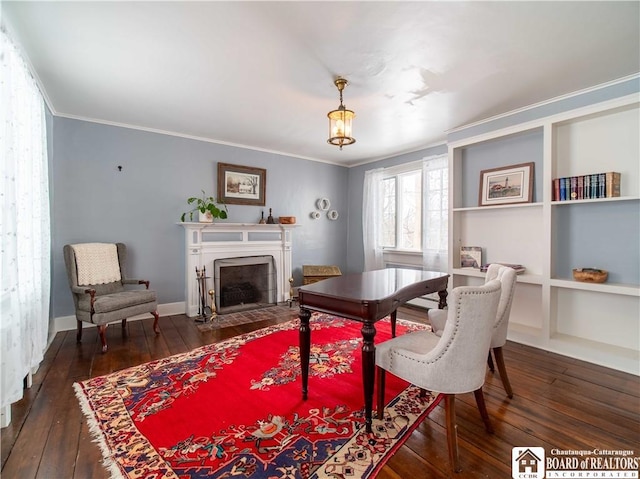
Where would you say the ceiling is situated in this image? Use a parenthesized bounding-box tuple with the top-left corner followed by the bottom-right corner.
(3, 1, 639, 167)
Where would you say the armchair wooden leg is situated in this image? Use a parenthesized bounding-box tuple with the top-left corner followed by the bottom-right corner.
(444, 394, 462, 473)
(98, 325, 108, 353)
(473, 388, 494, 434)
(487, 351, 495, 372)
(76, 320, 83, 343)
(493, 347, 513, 398)
(151, 311, 160, 334)
(376, 367, 386, 420)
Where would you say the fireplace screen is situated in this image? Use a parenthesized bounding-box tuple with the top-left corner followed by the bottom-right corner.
(214, 255, 277, 314)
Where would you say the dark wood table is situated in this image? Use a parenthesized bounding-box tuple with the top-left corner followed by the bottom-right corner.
(298, 268, 449, 432)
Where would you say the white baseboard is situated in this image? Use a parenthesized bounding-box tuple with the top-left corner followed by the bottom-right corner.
(54, 301, 185, 333)
(407, 296, 439, 309)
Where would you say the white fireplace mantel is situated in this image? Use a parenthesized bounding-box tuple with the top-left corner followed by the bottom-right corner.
(180, 222, 298, 317)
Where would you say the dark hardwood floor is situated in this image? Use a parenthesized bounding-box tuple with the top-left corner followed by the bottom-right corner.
(2, 306, 639, 478)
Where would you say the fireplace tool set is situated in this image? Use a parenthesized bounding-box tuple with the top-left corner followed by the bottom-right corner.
(195, 266, 217, 322)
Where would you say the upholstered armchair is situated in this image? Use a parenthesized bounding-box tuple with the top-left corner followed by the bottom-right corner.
(376, 281, 502, 473)
(63, 243, 159, 353)
(428, 264, 517, 398)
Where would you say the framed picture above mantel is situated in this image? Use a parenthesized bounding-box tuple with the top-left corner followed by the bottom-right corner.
(479, 162, 534, 206)
(217, 162, 266, 206)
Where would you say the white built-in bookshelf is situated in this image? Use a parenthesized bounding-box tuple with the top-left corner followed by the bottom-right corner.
(448, 94, 639, 375)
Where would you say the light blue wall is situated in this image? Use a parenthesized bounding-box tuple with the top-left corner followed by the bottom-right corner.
(555, 201, 639, 283)
(459, 129, 544, 207)
(50, 118, 348, 318)
(51, 78, 640, 317)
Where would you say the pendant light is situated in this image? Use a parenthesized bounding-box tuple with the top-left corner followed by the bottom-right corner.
(327, 78, 355, 150)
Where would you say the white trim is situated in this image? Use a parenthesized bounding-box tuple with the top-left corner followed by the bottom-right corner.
(1, 405, 11, 428)
(54, 301, 185, 333)
(347, 140, 448, 168)
(448, 93, 639, 150)
(180, 223, 297, 317)
(53, 112, 346, 167)
(447, 73, 640, 135)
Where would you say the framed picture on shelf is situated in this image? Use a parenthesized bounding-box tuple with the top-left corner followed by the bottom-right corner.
(479, 162, 534, 206)
(460, 246, 482, 268)
(217, 162, 266, 206)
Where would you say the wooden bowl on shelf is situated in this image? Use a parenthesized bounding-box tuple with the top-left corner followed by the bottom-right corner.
(573, 268, 608, 283)
(278, 216, 296, 224)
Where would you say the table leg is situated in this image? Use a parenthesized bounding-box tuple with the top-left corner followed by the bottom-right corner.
(390, 310, 397, 338)
(361, 320, 376, 433)
(299, 307, 311, 400)
(438, 288, 448, 309)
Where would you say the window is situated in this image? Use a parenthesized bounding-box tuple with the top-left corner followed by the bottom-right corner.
(382, 170, 422, 249)
(362, 155, 447, 272)
(380, 158, 448, 253)
(422, 160, 448, 252)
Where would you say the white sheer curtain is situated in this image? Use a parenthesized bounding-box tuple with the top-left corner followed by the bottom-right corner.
(1, 30, 51, 420)
(422, 155, 448, 272)
(362, 168, 384, 271)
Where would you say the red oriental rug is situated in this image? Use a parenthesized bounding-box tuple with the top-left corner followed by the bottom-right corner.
(74, 314, 442, 479)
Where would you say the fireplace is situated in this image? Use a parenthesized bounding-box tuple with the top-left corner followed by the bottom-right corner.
(180, 223, 297, 317)
(215, 256, 277, 314)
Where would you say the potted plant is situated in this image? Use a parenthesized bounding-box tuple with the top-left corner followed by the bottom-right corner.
(181, 190, 228, 223)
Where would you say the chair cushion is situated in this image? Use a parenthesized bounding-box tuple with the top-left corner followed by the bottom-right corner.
(78, 290, 157, 313)
(376, 330, 440, 371)
(427, 309, 447, 337)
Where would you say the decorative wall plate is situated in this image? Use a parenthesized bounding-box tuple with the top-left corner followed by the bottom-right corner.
(310, 211, 321, 219)
(328, 210, 339, 220)
(316, 198, 331, 211)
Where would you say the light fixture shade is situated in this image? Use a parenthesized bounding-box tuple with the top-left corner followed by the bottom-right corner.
(327, 78, 355, 150)
(328, 106, 355, 148)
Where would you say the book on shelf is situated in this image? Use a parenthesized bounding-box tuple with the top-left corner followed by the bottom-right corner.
(460, 246, 482, 269)
(553, 178, 560, 201)
(590, 173, 598, 198)
(606, 171, 621, 198)
(480, 263, 526, 274)
(570, 176, 578, 200)
(584, 174, 591, 199)
(552, 171, 621, 201)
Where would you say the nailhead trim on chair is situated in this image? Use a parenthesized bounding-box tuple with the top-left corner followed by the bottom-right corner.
(491, 268, 516, 334)
(390, 287, 497, 367)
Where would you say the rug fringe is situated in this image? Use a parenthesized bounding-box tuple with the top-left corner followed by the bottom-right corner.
(73, 382, 126, 479)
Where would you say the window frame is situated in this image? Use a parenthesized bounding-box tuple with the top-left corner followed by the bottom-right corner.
(380, 160, 424, 253)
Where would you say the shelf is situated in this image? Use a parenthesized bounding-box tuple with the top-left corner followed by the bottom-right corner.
(550, 279, 640, 296)
(549, 334, 639, 375)
(452, 268, 543, 285)
(178, 222, 299, 230)
(506, 323, 543, 346)
(551, 195, 639, 206)
(450, 94, 639, 374)
(453, 202, 542, 213)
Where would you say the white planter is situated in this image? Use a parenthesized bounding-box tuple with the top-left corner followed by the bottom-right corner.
(198, 210, 214, 223)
